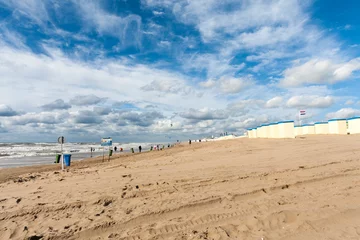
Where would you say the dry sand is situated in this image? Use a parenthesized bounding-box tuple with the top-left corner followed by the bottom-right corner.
(1, 135, 360, 240)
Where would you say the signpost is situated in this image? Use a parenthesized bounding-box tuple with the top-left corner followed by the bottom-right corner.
(101, 137, 112, 161)
(58, 136, 65, 170)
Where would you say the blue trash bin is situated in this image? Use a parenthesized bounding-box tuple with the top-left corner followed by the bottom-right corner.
(63, 154, 72, 167)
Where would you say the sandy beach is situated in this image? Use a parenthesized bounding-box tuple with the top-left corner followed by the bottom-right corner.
(1, 135, 360, 240)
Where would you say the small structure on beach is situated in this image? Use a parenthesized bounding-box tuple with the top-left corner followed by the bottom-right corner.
(314, 122, 329, 134)
(328, 119, 347, 135)
(347, 117, 360, 134)
(247, 129, 253, 138)
(294, 126, 302, 136)
(269, 123, 277, 138)
(302, 124, 315, 135)
(265, 124, 271, 138)
(252, 128, 257, 138)
(277, 121, 295, 138)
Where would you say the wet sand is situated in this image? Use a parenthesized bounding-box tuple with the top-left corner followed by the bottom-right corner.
(1, 135, 360, 239)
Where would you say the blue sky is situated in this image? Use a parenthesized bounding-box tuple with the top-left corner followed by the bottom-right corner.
(0, 0, 360, 142)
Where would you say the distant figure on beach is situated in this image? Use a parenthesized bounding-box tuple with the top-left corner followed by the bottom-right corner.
(157, 144, 160, 151)
(114, 146, 117, 152)
(189, 139, 191, 145)
(139, 145, 142, 153)
(120, 148, 123, 152)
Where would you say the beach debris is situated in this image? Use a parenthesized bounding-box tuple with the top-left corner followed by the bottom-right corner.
(16, 198, 22, 204)
(108, 233, 119, 238)
(27, 235, 43, 240)
(125, 208, 132, 214)
(95, 209, 105, 216)
(135, 185, 139, 189)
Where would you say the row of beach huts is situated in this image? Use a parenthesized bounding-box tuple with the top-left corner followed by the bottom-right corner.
(247, 117, 360, 138)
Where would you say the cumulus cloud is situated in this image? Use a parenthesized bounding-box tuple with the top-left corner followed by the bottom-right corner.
(280, 59, 360, 87)
(219, 76, 254, 94)
(345, 100, 355, 105)
(326, 108, 360, 119)
(41, 99, 71, 111)
(199, 79, 216, 88)
(265, 97, 283, 108)
(227, 99, 264, 110)
(0, 104, 19, 117)
(74, 110, 102, 124)
(70, 95, 107, 106)
(119, 111, 164, 127)
(93, 107, 112, 115)
(6, 112, 69, 125)
(179, 108, 228, 121)
(286, 96, 334, 108)
(141, 79, 193, 95)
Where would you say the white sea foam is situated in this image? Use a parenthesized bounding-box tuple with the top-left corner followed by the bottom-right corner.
(0, 142, 155, 159)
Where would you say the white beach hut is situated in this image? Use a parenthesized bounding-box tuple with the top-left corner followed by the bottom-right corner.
(252, 128, 258, 138)
(294, 126, 302, 136)
(302, 124, 315, 135)
(247, 129, 252, 138)
(269, 123, 276, 139)
(314, 122, 329, 134)
(265, 124, 271, 138)
(328, 119, 347, 135)
(259, 125, 265, 138)
(347, 117, 360, 134)
(277, 121, 295, 138)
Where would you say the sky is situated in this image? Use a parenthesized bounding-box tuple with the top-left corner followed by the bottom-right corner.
(0, 0, 360, 142)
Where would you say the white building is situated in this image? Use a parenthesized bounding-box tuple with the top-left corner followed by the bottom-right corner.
(294, 126, 302, 136)
(347, 117, 360, 134)
(314, 122, 329, 134)
(302, 124, 315, 135)
(277, 121, 295, 138)
(328, 119, 347, 135)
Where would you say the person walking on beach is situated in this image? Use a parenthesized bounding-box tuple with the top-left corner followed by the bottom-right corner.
(114, 146, 117, 152)
(139, 145, 142, 153)
(189, 139, 191, 145)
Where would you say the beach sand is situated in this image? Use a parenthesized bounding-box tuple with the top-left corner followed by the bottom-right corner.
(1, 135, 360, 240)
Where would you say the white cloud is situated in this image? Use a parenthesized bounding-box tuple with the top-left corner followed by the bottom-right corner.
(73, 0, 142, 46)
(265, 96, 283, 108)
(286, 96, 334, 108)
(0, 104, 19, 117)
(0, 0, 50, 26)
(345, 100, 355, 105)
(326, 108, 360, 119)
(199, 79, 216, 88)
(179, 108, 228, 121)
(219, 76, 254, 94)
(280, 58, 360, 87)
(183, 54, 245, 78)
(227, 99, 264, 110)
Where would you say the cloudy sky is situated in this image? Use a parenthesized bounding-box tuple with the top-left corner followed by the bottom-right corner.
(1, 0, 360, 142)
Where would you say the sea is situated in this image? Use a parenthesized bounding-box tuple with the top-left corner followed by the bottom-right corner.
(0, 142, 157, 168)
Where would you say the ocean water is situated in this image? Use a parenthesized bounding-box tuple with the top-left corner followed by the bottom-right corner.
(0, 142, 156, 168)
